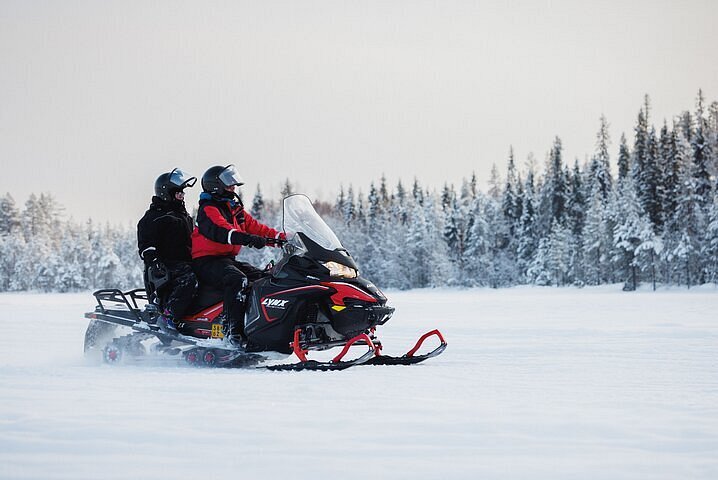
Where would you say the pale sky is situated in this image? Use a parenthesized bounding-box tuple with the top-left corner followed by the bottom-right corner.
(1, 0, 716, 223)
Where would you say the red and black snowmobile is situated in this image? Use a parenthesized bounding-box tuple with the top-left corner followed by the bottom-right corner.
(84, 194, 446, 370)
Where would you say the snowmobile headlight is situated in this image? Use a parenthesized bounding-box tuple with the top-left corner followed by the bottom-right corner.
(323, 261, 357, 278)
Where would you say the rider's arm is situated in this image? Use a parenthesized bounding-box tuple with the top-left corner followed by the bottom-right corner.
(137, 215, 160, 263)
(196, 205, 236, 244)
(243, 211, 281, 240)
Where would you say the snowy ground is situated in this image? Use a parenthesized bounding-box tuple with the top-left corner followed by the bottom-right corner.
(0, 286, 717, 480)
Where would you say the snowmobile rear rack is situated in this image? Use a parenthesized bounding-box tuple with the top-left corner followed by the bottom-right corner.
(89, 289, 150, 324)
(93, 288, 148, 311)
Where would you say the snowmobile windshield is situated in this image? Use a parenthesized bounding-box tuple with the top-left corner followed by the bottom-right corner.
(218, 165, 244, 187)
(169, 168, 197, 189)
(283, 194, 343, 251)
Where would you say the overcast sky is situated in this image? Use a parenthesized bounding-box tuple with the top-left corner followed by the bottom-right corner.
(1, 0, 716, 223)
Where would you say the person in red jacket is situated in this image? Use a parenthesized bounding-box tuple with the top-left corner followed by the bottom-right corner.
(192, 164, 285, 346)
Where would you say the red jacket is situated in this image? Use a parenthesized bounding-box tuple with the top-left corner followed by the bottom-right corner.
(191, 196, 281, 259)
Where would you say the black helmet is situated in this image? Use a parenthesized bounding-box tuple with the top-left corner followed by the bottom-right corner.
(154, 168, 197, 202)
(201, 164, 244, 196)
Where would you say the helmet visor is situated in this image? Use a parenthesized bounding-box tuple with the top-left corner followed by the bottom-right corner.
(169, 169, 197, 189)
(219, 165, 244, 187)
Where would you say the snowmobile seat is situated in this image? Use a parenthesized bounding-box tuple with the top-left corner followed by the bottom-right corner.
(185, 284, 223, 315)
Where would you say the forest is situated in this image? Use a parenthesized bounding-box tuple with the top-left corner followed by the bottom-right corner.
(1, 92, 716, 292)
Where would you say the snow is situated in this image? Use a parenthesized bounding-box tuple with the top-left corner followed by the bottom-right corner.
(1, 286, 717, 479)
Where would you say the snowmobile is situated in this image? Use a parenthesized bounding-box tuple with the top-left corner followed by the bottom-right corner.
(84, 194, 447, 371)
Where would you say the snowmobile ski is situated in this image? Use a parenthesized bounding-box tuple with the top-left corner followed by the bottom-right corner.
(364, 329, 447, 366)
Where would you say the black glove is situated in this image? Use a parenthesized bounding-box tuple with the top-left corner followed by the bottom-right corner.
(247, 235, 267, 249)
(147, 260, 170, 290)
(230, 231, 267, 249)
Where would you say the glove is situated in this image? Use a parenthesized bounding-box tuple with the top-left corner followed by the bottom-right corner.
(148, 259, 167, 277)
(247, 235, 267, 249)
(147, 260, 170, 289)
(230, 231, 267, 249)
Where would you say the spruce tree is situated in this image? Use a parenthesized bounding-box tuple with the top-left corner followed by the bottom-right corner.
(567, 160, 586, 236)
(617, 133, 631, 184)
(280, 179, 294, 198)
(463, 195, 492, 286)
(658, 127, 706, 287)
(343, 186, 356, 226)
(335, 186, 346, 215)
(549, 137, 568, 224)
(589, 115, 613, 201)
(411, 178, 424, 205)
(537, 137, 568, 237)
(501, 147, 520, 236)
(582, 194, 609, 285)
(0, 194, 21, 235)
(355, 191, 366, 227)
(516, 171, 538, 281)
(403, 199, 430, 288)
(250, 184, 265, 220)
(657, 123, 680, 228)
(612, 179, 648, 290)
(367, 182, 380, 223)
(631, 97, 662, 229)
(704, 196, 718, 284)
(379, 175, 390, 209)
(692, 90, 714, 205)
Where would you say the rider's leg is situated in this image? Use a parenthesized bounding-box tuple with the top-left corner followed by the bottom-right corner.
(163, 262, 198, 321)
(222, 263, 249, 342)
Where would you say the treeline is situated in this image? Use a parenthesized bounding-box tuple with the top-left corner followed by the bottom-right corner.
(1, 91, 717, 292)
(0, 193, 142, 292)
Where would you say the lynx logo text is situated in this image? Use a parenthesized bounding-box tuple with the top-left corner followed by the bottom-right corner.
(262, 298, 289, 309)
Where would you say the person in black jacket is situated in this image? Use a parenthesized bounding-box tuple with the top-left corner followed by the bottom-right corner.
(137, 168, 198, 332)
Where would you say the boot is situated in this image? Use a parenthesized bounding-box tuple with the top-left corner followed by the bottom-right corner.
(157, 308, 178, 334)
(224, 301, 247, 348)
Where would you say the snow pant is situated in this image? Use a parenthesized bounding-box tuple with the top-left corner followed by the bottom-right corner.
(154, 262, 198, 319)
(192, 256, 267, 338)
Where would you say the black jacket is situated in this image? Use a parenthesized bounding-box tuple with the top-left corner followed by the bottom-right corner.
(137, 196, 194, 264)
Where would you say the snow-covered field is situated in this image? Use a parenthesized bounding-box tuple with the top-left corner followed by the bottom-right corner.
(0, 286, 717, 480)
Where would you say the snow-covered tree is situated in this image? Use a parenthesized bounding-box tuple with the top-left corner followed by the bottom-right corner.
(692, 90, 714, 205)
(464, 195, 492, 286)
(0, 194, 21, 235)
(617, 133, 631, 184)
(582, 194, 611, 285)
(250, 184, 265, 220)
(612, 180, 650, 291)
(589, 115, 613, 201)
(704, 196, 718, 284)
(516, 171, 539, 281)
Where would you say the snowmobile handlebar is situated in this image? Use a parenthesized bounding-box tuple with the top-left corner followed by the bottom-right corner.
(265, 237, 287, 248)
